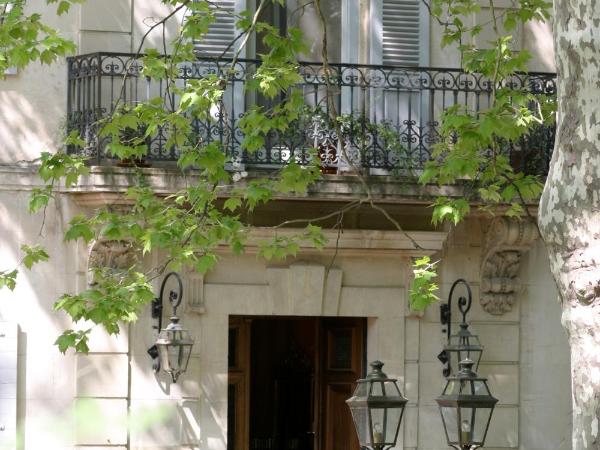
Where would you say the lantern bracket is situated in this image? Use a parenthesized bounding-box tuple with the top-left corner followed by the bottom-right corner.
(440, 278, 472, 340)
(438, 279, 473, 376)
(147, 272, 184, 372)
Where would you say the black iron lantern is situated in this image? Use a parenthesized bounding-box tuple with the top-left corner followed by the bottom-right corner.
(346, 361, 408, 450)
(436, 359, 498, 450)
(438, 279, 483, 376)
(147, 272, 194, 383)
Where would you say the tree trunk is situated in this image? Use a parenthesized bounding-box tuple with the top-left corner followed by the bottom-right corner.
(539, 1, 600, 448)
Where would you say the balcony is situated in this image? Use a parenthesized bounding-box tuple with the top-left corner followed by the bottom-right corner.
(66, 52, 556, 177)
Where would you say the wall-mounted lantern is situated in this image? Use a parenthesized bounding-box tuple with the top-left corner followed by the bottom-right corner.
(346, 361, 408, 450)
(438, 279, 483, 376)
(147, 272, 194, 383)
(436, 359, 498, 450)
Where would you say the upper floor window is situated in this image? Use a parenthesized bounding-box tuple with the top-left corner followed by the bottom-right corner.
(195, 0, 428, 66)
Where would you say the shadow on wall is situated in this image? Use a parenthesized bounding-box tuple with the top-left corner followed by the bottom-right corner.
(0, 63, 68, 163)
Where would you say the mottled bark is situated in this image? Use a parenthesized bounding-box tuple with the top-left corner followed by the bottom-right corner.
(539, 0, 600, 448)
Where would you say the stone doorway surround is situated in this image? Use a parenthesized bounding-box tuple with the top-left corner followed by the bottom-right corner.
(197, 227, 448, 450)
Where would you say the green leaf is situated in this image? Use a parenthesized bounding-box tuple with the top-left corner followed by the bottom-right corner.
(224, 197, 242, 212)
(57, 1, 71, 15)
(55, 329, 90, 354)
(408, 256, 440, 311)
(29, 186, 52, 213)
(65, 215, 95, 243)
(195, 254, 218, 274)
(0, 270, 18, 291)
(21, 244, 49, 269)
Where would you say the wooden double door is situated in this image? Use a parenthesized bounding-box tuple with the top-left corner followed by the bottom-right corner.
(228, 317, 366, 450)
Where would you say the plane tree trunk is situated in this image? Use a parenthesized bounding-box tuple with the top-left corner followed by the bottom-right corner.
(539, 1, 600, 448)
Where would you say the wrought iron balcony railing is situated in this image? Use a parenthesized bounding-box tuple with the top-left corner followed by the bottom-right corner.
(67, 52, 556, 176)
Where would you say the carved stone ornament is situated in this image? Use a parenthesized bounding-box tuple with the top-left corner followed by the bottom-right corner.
(480, 218, 538, 315)
(87, 240, 138, 286)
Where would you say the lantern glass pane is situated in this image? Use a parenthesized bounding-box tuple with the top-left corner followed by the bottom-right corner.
(371, 381, 384, 396)
(370, 407, 388, 445)
(349, 406, 369, 446)
(447, 333, 483, 374)
(353, 381, 368, 397)
(384, 406, 402, 444)
(158, 342, 171, 371)
(383, 380, 401, 396)
(472, 406, 494, 444)
(443, 379, 459, 395)
(459, 407, 476, 445)
(441, 406, 459, 443)
(473, 379, 490, 396)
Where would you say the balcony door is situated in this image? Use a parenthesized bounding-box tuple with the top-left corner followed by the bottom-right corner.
(227, 316, 366, 450)
(369, 0, 431, 172)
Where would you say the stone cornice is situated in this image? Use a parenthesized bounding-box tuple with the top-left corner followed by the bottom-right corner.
(227, 227, 449, 256)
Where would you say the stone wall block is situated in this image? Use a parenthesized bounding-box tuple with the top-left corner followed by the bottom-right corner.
(198, 316, 228, 365)
(322, 268, 343, 315)
(130, 356, 201, 400)
(479, 364, 519, 405)
(130, 399, 200, 447)
(418, 362, 446, 406)
(404, 362, 419, 404)
(75, 398, 128, 446)
(81, 0, 132, 32)
(79, 31, 131, 54)
(439, 244, 482, 285)
(266, 267, 290, 314)
(76, 354, 128, 398)
(485, 407, 519, 448)
(339, 287, 404, 318)
(475, 324, 520, 362)
(417, 405, 447, 448)
(377, 316, 405, 361)
(418, 322, 447, 363)
(289, 263, 325, 315)
(404, 318, 420, 361)
(85, 323, 129, 353)
(403, 405, 418, 448)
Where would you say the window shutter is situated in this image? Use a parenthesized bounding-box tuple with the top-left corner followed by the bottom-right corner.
(194, 0, 238, 58)
(382, 0, 421, 66)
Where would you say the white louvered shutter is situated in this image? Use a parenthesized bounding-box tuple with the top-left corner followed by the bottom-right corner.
(382, 0, 421, 66)
(194, 0, 239, 58)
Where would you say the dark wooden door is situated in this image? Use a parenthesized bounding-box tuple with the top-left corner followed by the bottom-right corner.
(228, 317, 251, 450)
(229, 317, 366, 450)
(319, 318, 365, 450)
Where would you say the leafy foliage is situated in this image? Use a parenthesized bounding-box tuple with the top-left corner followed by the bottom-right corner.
(0, 0, 556, 342)
(409, 256, 440, 310)
(418, 0, 553, 226)
(0, 0, 80, 75)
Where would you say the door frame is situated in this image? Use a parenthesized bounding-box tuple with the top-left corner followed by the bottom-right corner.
(228, 316, 366, 450)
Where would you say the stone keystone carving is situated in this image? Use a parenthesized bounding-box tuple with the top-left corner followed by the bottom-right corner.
(480, 217, 538, 315)
(87, 240, 138, 286)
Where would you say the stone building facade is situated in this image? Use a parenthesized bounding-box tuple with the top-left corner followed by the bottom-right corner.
(0, 1, 570, 449)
